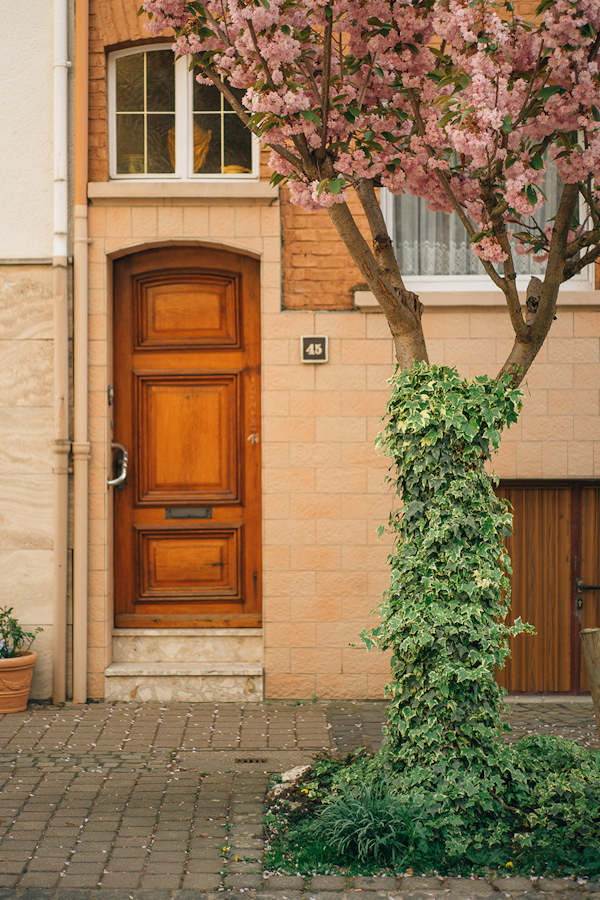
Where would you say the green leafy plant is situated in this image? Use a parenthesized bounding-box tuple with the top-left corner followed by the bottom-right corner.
(0, 607, 42, 659)
(361, 363, 529, 770)
(313, 782, 418, 867)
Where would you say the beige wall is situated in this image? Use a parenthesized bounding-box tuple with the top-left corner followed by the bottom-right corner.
(261, 300, 600, 698)
(86, 185, 600, 700)
(0, 266, 56, 698)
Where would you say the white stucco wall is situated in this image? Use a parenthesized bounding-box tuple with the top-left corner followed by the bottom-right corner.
(0, 11, 55, 259)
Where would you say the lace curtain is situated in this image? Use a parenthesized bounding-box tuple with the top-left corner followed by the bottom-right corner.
(393, 163, 561, 278)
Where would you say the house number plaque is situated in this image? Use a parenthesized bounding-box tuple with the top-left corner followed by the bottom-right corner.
(301, 335, 328, 363)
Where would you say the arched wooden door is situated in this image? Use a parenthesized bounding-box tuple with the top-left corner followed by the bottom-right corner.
(112, 246, 262, 628)
(497, 482, 600, 693)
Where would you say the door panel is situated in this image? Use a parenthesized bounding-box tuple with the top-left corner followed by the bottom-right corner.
(113, 246, 261, 628)
(137, 374, 239, 502)
(496, 483, 599, 694)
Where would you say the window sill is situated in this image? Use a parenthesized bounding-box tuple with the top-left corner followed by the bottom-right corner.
(354, 289, 600, 310)
(88, 181, 278, 202)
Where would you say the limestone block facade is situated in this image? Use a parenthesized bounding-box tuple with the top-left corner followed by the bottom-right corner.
(0, 6, 60, 699)
(0, 0, 598, 702)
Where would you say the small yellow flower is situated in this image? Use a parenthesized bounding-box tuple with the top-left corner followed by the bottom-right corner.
(505, 862, 514, 868)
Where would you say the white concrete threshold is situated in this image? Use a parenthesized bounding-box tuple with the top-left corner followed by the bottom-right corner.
(104, 628, 264, 702)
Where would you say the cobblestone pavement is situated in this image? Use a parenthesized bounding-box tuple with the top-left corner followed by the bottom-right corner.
(0, 698, 595, 899)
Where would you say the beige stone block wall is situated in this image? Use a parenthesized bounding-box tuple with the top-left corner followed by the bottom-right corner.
(0, 266, 55, 699)
(263, 302, 600, 699)
(86, 190, 600, 702)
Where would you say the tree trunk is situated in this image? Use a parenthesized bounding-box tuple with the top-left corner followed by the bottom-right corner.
(580, 628, 600, 742)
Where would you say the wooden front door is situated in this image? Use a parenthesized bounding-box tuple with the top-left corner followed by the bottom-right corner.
(113, 246, 261, 628)
(496, 482, 600, 693)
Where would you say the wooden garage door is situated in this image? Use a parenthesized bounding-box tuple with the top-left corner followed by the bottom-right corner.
(497, 483, 600, 693)
(112, 246, 262, 628)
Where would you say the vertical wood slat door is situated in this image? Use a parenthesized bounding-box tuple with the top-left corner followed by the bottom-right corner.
(580, 486, 600, 692)
(496, 483, 600, 694)
(113, 246, 262, 628)
(496, 485, 572, 693)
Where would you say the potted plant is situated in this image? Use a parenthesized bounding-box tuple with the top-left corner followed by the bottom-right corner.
(0, 608, 42, 713)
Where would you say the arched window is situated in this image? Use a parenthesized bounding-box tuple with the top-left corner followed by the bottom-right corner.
(108, 46, 257, 180)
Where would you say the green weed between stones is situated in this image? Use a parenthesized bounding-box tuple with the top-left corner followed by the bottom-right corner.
(264, 365, 600, 877)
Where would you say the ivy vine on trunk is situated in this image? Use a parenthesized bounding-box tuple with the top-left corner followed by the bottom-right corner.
(361, 364, 532, 768)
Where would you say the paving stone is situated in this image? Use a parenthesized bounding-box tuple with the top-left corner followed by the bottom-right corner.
(539, 881, 589, 894)
(306, 893, 351, 900)
(400, 878, 450, 892)
(265, 874, 305, 891)
(57, 875, 101, 888)
(308, 876, 349, 891)
(393, 891, 444, 900)
(354, 876, 400, 891)
(55, 890, 94, 900)
(133, 892, 173, 900)
(86, 892, 139, 900)
(224, 873, 265, 888)
(180, 873, 222, 890)
(18, 874, 62, 888)
(101, 873, 143, 889)
(185, 860, 223, 874)
(444, 879, 496, 898)
(141, 875, 183, 889)
(493, 879, 537, 895)
(254, 891, 304, 900)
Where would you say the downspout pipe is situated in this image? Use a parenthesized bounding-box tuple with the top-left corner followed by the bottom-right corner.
(52, 0, 71, 705)
(72, 0, 90, 703)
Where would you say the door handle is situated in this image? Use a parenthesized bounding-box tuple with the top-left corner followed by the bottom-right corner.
(108, 442, 128, 488)
(576, 579, 600, 626)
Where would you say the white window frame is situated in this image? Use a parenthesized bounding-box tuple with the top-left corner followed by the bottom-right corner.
(108, 45, 259, 181)
(380, 189, 595, 292)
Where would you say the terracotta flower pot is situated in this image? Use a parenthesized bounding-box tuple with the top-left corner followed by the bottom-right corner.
(0, 651, 38, 714)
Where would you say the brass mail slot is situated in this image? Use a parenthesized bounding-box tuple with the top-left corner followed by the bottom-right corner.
(165, 507, 213, 519)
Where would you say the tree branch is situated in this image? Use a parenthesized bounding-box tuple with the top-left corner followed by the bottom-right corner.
(318, 5, 333, 156)
(354, 178, 406, 289)
(480, 180, 528, 342)
(564, 242, 600, 280)
(407, 90, 508, 295)
(199, 66, 304, 171)
(324, 200, 428, 368)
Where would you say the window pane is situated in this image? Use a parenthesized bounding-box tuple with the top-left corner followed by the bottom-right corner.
(116, 54, 144, 111)
(224, 86, 246, 110)
(223, 115, 252, 173)
(116, 114, 144, 173)
(146, 51, 175, 112)
(147, 114, 176, 173)
(193, 114, 221, 172)
(393, 163, 561, 277)
(194, 82, 221, 112)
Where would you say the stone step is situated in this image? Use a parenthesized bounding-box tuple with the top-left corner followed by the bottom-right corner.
(104, 662, 264, 702)
(112, 628, 263, 664)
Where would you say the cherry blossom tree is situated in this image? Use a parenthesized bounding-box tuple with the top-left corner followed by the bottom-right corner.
(141, 0, 600, 768)
(143, 0, 600, 383)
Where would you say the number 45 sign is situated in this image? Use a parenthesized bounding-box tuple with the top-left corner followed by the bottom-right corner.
(300, 335, 328, 364)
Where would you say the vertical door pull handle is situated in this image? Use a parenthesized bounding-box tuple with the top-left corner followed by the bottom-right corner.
(108, 442, 128, 488)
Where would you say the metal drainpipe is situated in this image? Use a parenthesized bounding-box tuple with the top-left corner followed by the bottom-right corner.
(72, 0, 90, 704)
(52, 0, 71, 705)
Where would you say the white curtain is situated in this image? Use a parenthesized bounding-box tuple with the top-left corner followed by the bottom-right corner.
(394, 163, 561, 278)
